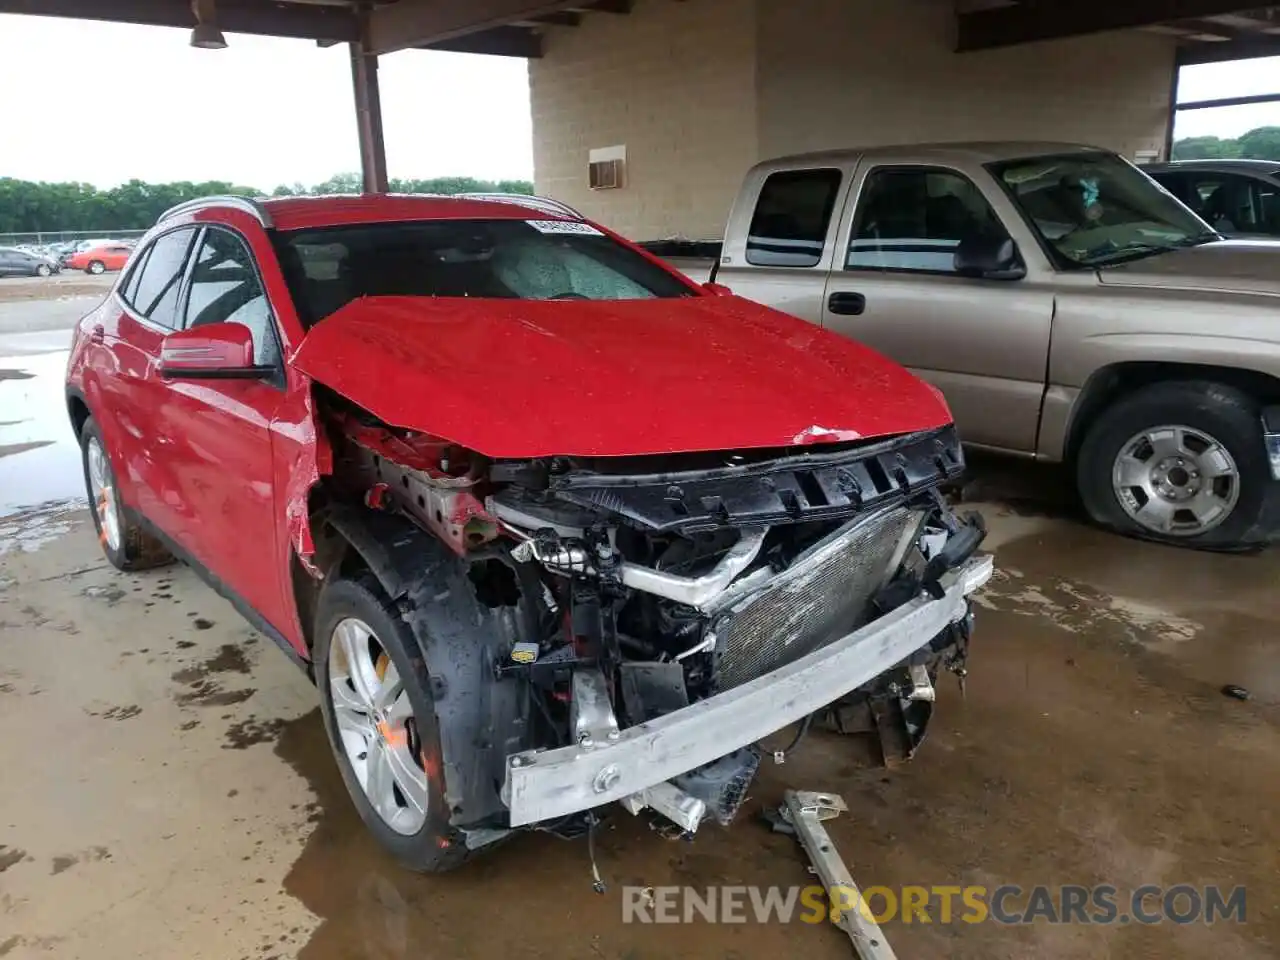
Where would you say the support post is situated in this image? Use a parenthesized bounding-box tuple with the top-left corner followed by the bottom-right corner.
(1164, 59, 1181, 162)
(349, 41, 388, 194)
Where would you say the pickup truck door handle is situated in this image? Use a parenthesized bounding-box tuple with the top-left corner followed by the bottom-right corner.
(828, 292, 867, 316)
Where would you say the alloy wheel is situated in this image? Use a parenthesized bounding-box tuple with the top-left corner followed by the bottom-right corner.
(328, 617, 429, 835)
(1111, 425, 1239, 537)
(86, 437, 122, 552)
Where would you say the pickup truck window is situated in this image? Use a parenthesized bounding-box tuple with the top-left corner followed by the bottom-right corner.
(846, 167, 1006, 274)
(275, 219, 696, 326)
(745, 169, 842, 268)
(988, 151, 1216, 269)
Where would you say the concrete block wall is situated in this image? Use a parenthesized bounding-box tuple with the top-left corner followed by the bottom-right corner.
(757, 0, 1177, 162)
(528, 0, 1178, 241)
(529, 0, 759, 241)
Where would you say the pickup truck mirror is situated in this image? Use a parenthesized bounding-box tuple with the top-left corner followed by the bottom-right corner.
(158, 322, 272, 380)
(954, 235, 1026, 281)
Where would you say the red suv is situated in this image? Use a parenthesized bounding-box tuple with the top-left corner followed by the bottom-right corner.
(65, 194, 989, 871)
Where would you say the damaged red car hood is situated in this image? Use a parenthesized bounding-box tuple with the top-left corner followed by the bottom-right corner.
(291, 295, 951, 458)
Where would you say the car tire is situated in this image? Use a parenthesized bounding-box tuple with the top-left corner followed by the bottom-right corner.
(78, 417, 173, 571)
(1076, 381, 1274, 550)
(314, 573, 474, 873)
(86, 260, 105, 275)
(35, 264, 51, 277)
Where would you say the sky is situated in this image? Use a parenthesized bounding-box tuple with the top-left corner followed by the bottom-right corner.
(1173, 54, 1280, 140)
(0, 15, 534, 189)
(0, 14, 1276, 188)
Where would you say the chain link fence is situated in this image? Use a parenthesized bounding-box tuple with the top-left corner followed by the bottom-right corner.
(0, 228, 147, 247)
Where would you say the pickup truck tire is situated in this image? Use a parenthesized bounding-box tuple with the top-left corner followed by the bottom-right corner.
(1076, 381, 1273, 550)
(314, 573, 473, 873)
(79, 417, 173, 571)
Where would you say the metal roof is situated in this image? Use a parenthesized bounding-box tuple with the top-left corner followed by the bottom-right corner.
(4, 1, 1276, 62)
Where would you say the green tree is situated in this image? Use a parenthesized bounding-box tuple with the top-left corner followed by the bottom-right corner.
(1237, 126, 1280, 161)
(0, 172, 537, 233)
(1172, 127, 1280, 162)
(1171, 135, 1240, 160)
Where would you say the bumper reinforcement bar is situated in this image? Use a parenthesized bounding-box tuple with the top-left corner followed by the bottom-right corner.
(502, 554, 993, 826)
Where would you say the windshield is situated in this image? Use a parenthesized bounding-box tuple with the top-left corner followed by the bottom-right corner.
(273, 218, 696, 326)
(988, 151, 1216, 268)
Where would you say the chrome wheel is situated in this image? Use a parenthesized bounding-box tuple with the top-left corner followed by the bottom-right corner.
(87, 261, 104, 275)
(1111, 425, 1239, 537)
(35, 264, 50, 277)
(328, 617, 429, 835)
(86, 437, 122, 552)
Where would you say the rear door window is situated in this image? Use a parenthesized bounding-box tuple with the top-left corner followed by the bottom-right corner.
(745, 169, 843, 267)
(128, 228, 197, 328)
(120, 246, 151, 304)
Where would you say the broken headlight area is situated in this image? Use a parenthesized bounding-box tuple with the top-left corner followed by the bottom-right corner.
(328, 412, 984, 839)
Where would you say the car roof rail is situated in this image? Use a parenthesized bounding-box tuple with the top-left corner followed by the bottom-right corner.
(459, 193, 585, 220)
(158, 195, 274, 228)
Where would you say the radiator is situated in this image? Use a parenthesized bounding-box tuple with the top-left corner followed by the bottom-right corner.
(712, 506, 919, 690)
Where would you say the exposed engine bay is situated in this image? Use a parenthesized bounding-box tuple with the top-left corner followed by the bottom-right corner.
(320, 396, 987, 840)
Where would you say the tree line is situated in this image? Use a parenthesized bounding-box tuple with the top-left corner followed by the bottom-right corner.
(0, 174, 536, 234)
(1172, 126, 1280, 162)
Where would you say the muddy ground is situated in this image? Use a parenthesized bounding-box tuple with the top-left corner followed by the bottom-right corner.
(1, 293, 1277, 959)
(0, 273, 115, 305)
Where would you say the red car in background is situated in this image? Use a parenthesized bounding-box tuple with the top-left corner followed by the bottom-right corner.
(63, 193, 989, 872)
(65, 242, 133, 274)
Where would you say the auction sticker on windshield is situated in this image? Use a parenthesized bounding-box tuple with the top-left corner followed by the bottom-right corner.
(527, 220, 604, 236)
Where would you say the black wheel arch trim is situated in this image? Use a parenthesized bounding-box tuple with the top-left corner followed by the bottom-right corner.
(321, 504, 534, 830)
(1065, 362, 1280, 463)
(65, 385, 91, 436)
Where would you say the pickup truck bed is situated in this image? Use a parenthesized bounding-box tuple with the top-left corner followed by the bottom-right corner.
(637, 239, 719, 284)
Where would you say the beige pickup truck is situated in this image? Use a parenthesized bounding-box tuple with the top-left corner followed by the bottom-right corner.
(655, 142, 1280, 551)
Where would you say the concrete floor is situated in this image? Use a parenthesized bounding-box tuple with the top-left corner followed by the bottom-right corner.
(1, 285, 1277, 959)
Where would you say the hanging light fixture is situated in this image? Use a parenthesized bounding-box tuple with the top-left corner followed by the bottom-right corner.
(190, 0, 227, 49)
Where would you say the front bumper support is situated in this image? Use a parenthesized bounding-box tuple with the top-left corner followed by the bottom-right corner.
(502, 554, 993, 827)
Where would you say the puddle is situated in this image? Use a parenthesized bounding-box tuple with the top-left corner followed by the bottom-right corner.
(0, 500, 82, 555)
(269, 710, 867, 960)
(171, 642, 258, 708)
(0, 350, 84, 518)
(985, 521, 1280, 704)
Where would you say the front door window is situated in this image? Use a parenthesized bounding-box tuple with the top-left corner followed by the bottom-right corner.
(847, 167, 1007, 274)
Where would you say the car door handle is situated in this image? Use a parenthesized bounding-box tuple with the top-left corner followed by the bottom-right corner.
(89, 325, 105, 344)
(828, 292, 867, 316)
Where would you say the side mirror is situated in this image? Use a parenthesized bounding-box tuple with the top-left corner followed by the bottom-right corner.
(702, 281, 734, 297)
(158, 322, 271, 380)
(954, 235, 1026, 281)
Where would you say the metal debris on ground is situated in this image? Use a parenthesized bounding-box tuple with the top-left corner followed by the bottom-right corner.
(778, 790, 898, 960)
